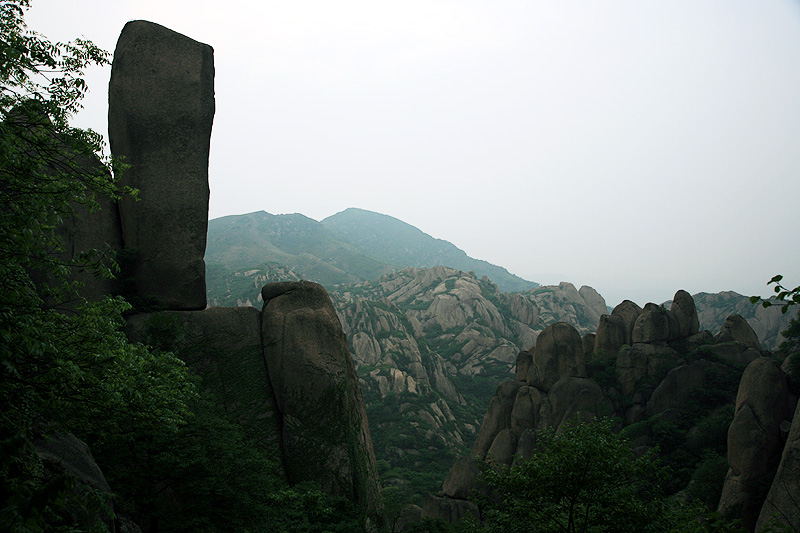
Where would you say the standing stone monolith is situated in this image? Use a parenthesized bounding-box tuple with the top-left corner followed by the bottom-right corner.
(109, 20, 214, 310)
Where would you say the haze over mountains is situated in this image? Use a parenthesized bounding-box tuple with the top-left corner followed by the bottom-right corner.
(207, 208, 538, 293)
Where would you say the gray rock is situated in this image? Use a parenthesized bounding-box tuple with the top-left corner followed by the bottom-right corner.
(593, 314, 626, 360)
(716, 314, 762, 351)
(511, 385, 545, 437)
(611, 300, 643, 345)
(261, 281, 382, 520)
(718, 357, 793, 529)
(515, 350, 532, 381)
(632, 303, 675, 344)
(422, 494, 480, 524)
(616, 343, 681, 395)
(442, 456, 480, 499)
(527, 322, 586, 392)
(109, 20, 214, 310)
(646, 360, 728, 417)
(756, 398, 800, 531)
(540, 376, 603, 430)
(471, 380, 524, 459)
(512, 429, 539, 466)
(581, 333, 596, 358)
(487, 428, 518, 467)
(670, 289, 700, 338)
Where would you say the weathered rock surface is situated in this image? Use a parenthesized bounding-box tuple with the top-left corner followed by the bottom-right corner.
(646, 360, 727, 417)
(611, 300, 642, 345)
(594, 314, 627, 359)
(109, 20, 214, 310)
(670, 289, 700, 338)
(422, 494, 480, 524)
(718, 357, 793, 529)
(442, 456, 480, 499)
(716, 314, 762, 351)
(539, 376, 603, 430)
(616, 343, 680, 395)
(756, 398, 800, 531)
(527, 322, 586, 392)
(261, 281, 382, 519)
(471, 380, 524, 459)
(632, 303, 676, 344)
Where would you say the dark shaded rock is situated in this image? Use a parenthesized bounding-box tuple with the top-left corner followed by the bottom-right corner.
(422, 494, 480, 524)
(718, 357, 793, 529)
(700, 342, 761, 367)
(515, 350, 532, 381)
(646, 360, 729, 417)
(442, 456, 479, 499)
(527, 322, 585, 392)
(670, 289, 700, 338)
(716, 314, 762, 351)
(34, 432, 114, 531)
(260, 281, 382, 519)
(125, 307, 281, 453)
(540, 376, 603, 430)
(487, 428, 518, 467)
(511, 385, 545, 437)
(581, 333, 596, 358)
(109, 20, 214, 310)
(471, 380, 524, 459)
(593, 314, 626, 360)
(632, 303, 675, 344)
(756, 398, 800, 531)
(616, 343, 681, 395)
(512, 429, 538, 466)
(611, 300, 643, 345)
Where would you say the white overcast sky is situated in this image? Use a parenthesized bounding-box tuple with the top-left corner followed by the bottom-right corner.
(28, 0, 800, 307)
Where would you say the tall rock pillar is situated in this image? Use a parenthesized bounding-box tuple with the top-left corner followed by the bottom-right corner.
(108, 20, 214, 310)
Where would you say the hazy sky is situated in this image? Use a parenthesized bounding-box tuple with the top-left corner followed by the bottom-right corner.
(28, 0, 800, 307)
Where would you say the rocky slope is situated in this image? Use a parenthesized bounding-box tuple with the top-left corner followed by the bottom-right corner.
(207, 263, 607, 501)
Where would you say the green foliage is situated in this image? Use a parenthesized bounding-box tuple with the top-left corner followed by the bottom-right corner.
(750, 275, 799, 314)
(473, 418, 739, 533)
(0, 3, 194, 529)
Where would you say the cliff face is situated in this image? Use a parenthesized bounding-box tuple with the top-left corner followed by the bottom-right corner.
(53, 20, 384, 530)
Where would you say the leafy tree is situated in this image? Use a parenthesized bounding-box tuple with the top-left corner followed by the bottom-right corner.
(750, 275, 800, 314)
(0, 1, 195, 530)
(471, 418, 736, 533)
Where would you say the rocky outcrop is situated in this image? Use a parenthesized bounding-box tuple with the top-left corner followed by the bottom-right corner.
(718, 357, 794, 529)
(756, 399, 800, 531)
(632, 303, 676, 344)
(109, 20, 214, 310)
(611, 300, 642, 345)
(527, 322, 586, 392)
(261, 281, 382, 519)
(716, 314, 762, 351)
(594, 314, 627, 359)
(34, 432, 116, 531)
(670, 289, 700, 338)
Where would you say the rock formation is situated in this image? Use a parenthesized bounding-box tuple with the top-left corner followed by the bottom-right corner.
(109, 20, 214, 310)
(261, 281, 382, 516)
(718, 357, 795, 529)
(46, 20, 384, 530)
(424, 290, 793, 526)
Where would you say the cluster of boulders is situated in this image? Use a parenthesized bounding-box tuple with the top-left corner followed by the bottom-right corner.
(49, 20, 382, 531)
(423, 290, 799, 531)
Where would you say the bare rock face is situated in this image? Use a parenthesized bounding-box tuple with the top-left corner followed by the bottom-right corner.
(511, 385, 546, 437)
(756, 399, 800, 531)
(670, 289, 700, 338)
(527, 322, 586, 392)
(471, 380, 524, 459)
(594, 314, 627, 360)
(539, 376, 603, 430)
(716, 314, 762, 351)
(487, 428, 518, 467)
(422, 494, 480, 524)
(109, 20, 214, 310)
(611, 300, 642, 345)
(646, 360, 727, 417)
(616, 343, 681, 395)
(632, 303, 675, 344)
(442, 456, 480, 499)
(260, 281, 382, 519)
(581, 333, 596, 358)
(515, 350, 532, 381)
(718, 357, 793, 529)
